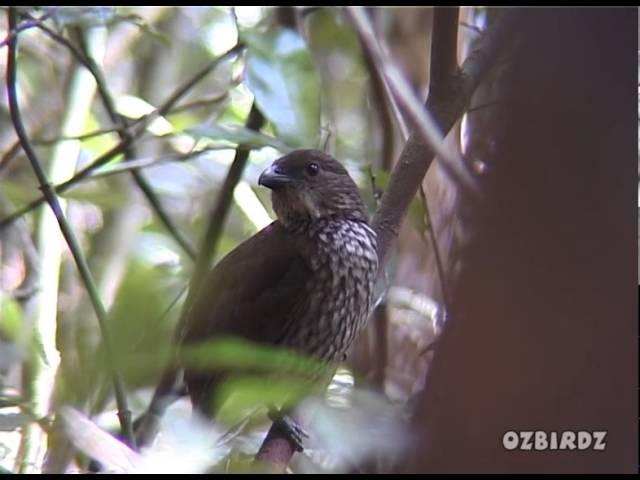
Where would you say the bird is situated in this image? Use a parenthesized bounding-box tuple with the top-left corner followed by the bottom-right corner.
(135, 149, 379, 452)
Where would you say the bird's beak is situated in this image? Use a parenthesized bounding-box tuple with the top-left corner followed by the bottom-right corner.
(258, 164, 293, 190)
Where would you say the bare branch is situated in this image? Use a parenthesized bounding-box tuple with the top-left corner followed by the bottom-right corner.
(347, 7, 475, 195)
(348, 8, 456, 312)
(372, 8, 520, 265)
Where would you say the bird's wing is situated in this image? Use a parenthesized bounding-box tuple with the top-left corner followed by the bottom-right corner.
(178, 221, 311, 349)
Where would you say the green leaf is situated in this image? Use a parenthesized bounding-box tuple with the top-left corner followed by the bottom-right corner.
(181, 337, 332, 424)
(180, 337, 328, 378)
(48, 7, 117, 28)
(186, 124, 291, 152)
(306, 9, 370, 158)
(214, 375, 310, 424)
(102, 261, 179, 389)
(79, 113, 121, 158)
(241, 27, 321, 149)
(407, 194, 429, 235)
(59, 185, 129, 210)
(363, 168, 429, 234)
(0, 293, 22, 341)
(0, 179, 40, 208)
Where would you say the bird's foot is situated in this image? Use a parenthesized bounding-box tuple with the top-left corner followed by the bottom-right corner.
(267, 408, 308, 452)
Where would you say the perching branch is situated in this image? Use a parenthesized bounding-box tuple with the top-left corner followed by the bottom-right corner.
(0, 42, 245, 231)
(371, 7, 519, 266)
(351, 7, 457, 311)
(5, 6, 135, 446)
(348, 7, 476, 198)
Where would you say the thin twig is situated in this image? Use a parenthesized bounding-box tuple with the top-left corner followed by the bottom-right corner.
(352, 9, 453, 295)
(31, 92, 231, 146)
(80, 45, 196, 260)
(0, 42, 245, 230)
(33, 127, 123, 145)
(35, 20, 196, 259)
(133, 101, 265, 451)
(346, 7, 477, 196)
(358, 11, 397, 398)
(132, 170, 197, 257)
(353, 10, 408, 143)
(0, 140, 21, 172)
(367, 165, 383, 204)
(0, 11, 52, 48)
(346, 6, 481, 299)
(4, 395, 54, 433)
(85, 145, 239, 180)
(167, 92, 229, 114)
(180, 101, 266, 368)
(418, 185, 449, 311)
(5, 6, 134, 445)
(459, 21, 483, 35)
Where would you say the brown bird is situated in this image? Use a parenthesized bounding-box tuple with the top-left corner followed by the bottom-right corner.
(136, 149, 378, 451)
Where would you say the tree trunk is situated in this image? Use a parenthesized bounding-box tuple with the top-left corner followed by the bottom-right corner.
(400, 8, 637, 473)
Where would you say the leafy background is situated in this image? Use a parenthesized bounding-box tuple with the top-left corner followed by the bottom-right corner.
(0, 6, 479, 473)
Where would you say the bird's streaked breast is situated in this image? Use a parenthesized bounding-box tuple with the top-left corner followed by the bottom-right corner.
(281, 218, 378, 365)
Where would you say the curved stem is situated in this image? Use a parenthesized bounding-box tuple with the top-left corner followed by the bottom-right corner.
(5, 7, 135, 450)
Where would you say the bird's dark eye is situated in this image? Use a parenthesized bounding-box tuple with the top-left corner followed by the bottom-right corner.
(306, 162, 319, 176)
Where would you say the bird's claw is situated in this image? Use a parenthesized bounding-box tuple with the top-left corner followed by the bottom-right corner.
(268, 408, 308, 452)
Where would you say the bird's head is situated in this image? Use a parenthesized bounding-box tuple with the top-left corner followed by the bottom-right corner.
(258, 149, 369, 229)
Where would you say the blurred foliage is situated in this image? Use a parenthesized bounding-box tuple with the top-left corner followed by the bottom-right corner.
(181, 336, 334, 423)
(0, 6, 452, 474)
(370, 169, 429, 235)
(0, 292, 21, 341)
(306, 9, 370, 161)
(242, 25, 321, 149)
(187, 124, 290, 151)
(103, 260, 179, 389)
